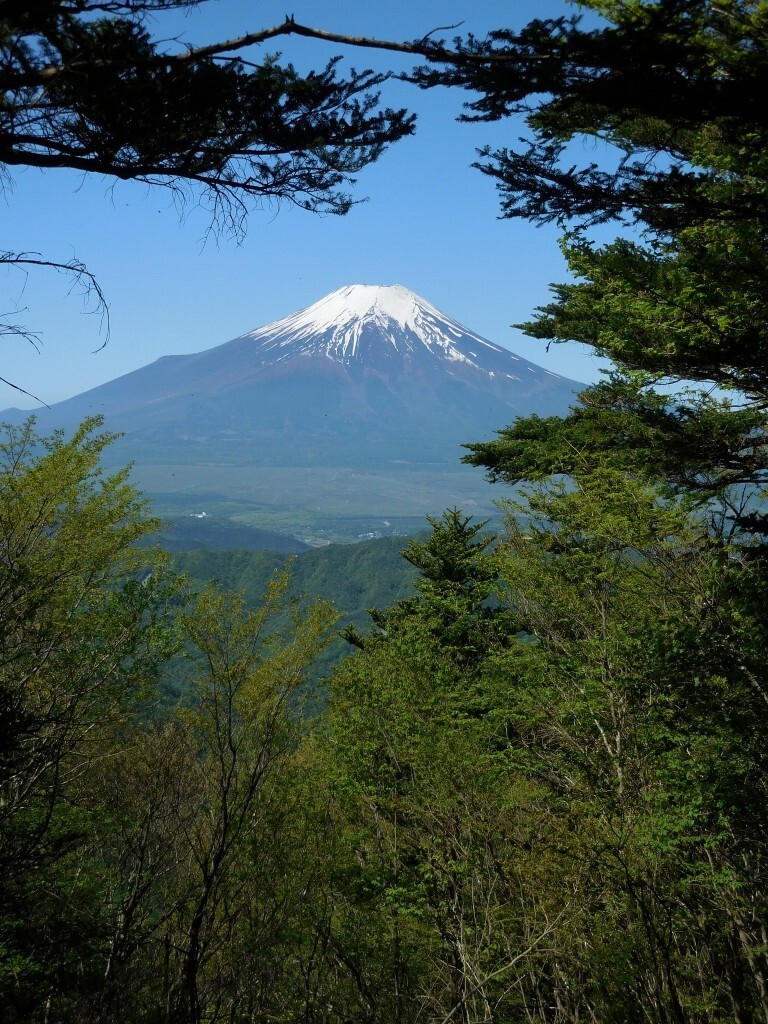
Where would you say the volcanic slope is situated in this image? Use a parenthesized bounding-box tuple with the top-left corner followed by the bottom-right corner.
(2, 284, 582, 469)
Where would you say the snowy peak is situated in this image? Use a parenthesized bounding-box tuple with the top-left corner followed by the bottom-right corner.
(286, 284, 429, 332)
(242, 284, 514, 370)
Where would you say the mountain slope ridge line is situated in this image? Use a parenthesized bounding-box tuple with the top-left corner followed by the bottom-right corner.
(0, 284, 583, 474)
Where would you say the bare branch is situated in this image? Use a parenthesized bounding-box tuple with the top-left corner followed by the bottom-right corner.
(0, 373, 47, 407)
(1, 251, 110, 400)
(168, 19, 541, 66)
(1, 251, 110, 348)
(417, 22, 464, 44)
(17, 16, 545, 84)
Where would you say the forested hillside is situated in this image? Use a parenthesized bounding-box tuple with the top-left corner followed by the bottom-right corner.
(5, 2, 768, 1023)
(149, 518, 310, 554)
(173, 536, 419, 622)
(171, 538, 420, 689)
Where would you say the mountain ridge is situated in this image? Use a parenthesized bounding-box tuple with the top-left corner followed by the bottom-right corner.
(0, 284, 583, 472)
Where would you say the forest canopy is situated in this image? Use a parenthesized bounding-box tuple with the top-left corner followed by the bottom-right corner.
(5, 2, 768, 1022)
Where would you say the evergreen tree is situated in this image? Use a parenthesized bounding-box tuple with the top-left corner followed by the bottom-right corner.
(0, 1, 413, 220)
(409, 1, 768, 532)
(344, 509, 516, 676)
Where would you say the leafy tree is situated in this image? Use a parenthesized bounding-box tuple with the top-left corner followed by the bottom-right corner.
(163, 582, 335, 1024)
(10, 3, 768, 1018)
(413, 1, 768, 233)
(0, 415, 181, 1020)
(464, 372, 768, 537)
(0, 415, 341, 1022)
(325, 473, 768, 1023)
(320, 512, 550, 1023)
(483, 470, 768, 1022)
(418, 5, 768, 1014)
(87, 579, 336, 1024)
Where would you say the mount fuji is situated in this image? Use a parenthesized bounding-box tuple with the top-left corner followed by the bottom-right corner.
(1, 285, 583, 537)
(2, 284, 581, 469)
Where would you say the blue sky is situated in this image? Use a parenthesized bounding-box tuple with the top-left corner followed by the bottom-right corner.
(1, 0, 610, 409)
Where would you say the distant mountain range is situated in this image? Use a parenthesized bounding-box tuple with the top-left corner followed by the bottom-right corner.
(1, 284, 582, 467)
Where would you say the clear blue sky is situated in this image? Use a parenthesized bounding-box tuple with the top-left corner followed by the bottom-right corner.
(1, 0, 610, 409)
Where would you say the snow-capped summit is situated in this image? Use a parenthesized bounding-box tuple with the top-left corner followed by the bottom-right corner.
(235, 283, 560, 389)
(252, 284, 449, 340)
(245, 284, 507, 367)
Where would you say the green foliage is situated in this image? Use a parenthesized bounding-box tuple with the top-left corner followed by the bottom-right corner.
(105, 581, 337, 1023)
(417, 0, 768, 234)
(171, 536, 420, 693)
(319, 471, 768, 1021)
(0, 416, 342, 1022)
(343, 509, 517, 672)
(441, 5, 768, 1010)
(318, 511, 541, 1021)
(463, 373, 768, 534)
(486, 472, 768, 1020)
(10, 4, 768, 1019)
(0, 416, 181, 1021)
